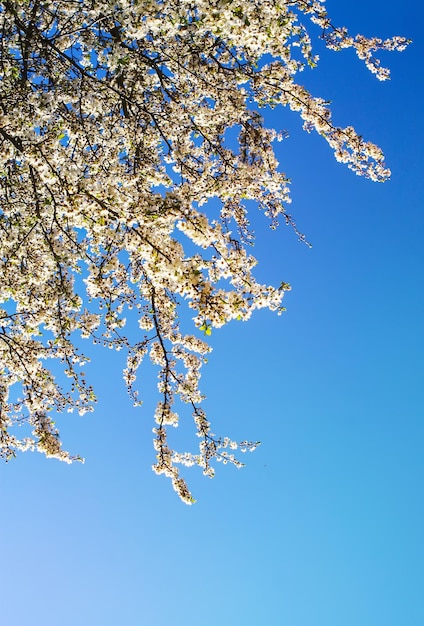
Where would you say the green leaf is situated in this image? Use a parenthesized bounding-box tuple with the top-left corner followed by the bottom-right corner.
(199, 323, 212, 336)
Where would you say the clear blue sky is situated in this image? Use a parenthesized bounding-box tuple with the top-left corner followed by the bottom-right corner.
(1, 2, 423, 625)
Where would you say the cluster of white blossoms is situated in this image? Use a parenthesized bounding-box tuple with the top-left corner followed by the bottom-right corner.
(0, 0, 408, 502)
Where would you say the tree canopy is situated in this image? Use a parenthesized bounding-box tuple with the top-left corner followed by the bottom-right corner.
(0, 0, 408, 502)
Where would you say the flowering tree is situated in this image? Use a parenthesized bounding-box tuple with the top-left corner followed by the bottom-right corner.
(0, 0, 408, 502)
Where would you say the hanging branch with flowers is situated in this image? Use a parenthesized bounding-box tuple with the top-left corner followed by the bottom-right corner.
(0, 0, 408, 502)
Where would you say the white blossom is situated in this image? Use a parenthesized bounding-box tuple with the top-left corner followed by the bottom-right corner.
(0, 0, 409, 501)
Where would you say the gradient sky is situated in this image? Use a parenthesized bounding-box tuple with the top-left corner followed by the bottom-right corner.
(1, 1, 423, 625)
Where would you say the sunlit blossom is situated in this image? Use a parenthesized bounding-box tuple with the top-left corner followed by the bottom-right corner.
(0, 0, 408, 501)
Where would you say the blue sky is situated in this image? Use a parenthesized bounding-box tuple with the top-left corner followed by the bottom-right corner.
(1, 1, 423, 625)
